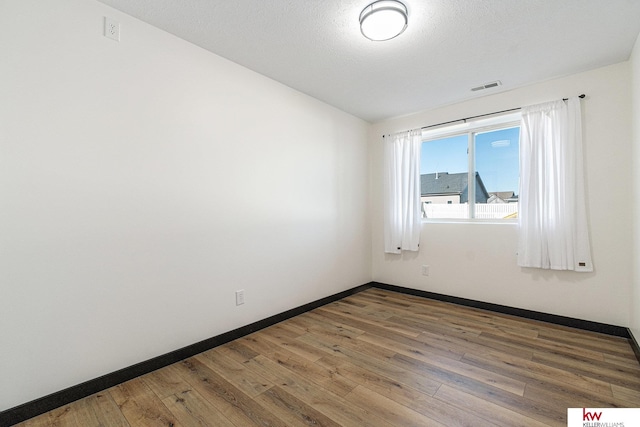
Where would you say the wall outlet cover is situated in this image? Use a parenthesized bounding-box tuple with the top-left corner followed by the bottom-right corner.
(104, 17, 120, 41)
(235, 289, 245, 306)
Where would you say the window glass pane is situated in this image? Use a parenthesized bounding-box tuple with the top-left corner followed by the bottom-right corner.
(474, 126, 520, 219)
(420, 134, 469, 219)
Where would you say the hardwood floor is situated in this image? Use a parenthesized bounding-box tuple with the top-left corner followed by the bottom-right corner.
(16, 288, 640, 426)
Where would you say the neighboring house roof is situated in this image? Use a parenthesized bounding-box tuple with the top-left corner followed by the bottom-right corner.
(421, 172, 466, 196)
(421, 172, 489, 203)
(491, 191, 514, 200)
(489, 191, 519, 203)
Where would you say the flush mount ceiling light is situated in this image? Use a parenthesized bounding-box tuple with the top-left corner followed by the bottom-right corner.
(359, 0, 408, 41)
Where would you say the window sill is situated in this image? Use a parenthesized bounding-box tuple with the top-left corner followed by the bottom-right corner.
(422, 218, 518, 225)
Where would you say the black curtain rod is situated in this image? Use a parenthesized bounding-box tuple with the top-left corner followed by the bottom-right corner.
(383, 94, 586, 137)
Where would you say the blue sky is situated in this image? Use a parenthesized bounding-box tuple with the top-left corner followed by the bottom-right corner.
(420, 126, 520, 194)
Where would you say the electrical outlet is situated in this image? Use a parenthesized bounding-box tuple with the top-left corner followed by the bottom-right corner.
(235, 289, 245, 306)
(421, 265, 430, 276)
(104, 17, 120, 41)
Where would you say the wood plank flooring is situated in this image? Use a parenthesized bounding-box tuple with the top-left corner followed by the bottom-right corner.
(16, 288, 640, 426)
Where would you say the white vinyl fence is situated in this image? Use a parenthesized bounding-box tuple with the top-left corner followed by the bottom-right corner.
(423, 203, 518, 219)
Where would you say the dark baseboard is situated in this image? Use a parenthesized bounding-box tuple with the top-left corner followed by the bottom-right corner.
(370, 282, 631, 338)
(629, 329, 640, 365)
(0, 283, 373, 426)
(2, 280, 634, 426)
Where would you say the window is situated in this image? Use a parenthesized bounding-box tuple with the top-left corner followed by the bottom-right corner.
(420, 113, 520, 220)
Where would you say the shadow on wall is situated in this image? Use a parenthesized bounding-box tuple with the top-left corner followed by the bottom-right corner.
(521, 266, 596, 283)
(384, 251, 421, 262)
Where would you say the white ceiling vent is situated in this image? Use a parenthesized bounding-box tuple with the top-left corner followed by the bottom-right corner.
(471, 81, 502, 92)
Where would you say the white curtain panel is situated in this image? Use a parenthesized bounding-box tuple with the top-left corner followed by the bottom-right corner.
(384, 129, 422, 254)
(518, 97, 593, 271)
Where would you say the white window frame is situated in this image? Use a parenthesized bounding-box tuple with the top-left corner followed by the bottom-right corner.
(421, 112, 521, 224)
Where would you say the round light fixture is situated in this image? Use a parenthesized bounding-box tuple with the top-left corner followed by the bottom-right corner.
(359, 0, 408, 41)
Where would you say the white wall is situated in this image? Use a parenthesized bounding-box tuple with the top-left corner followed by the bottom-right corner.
(372, 63, 633, 327)
(631, 33, 640, 337)
(0, 0, 371, 410)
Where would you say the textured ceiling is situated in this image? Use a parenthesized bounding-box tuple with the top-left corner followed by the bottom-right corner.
(96, 0, 640, 122)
